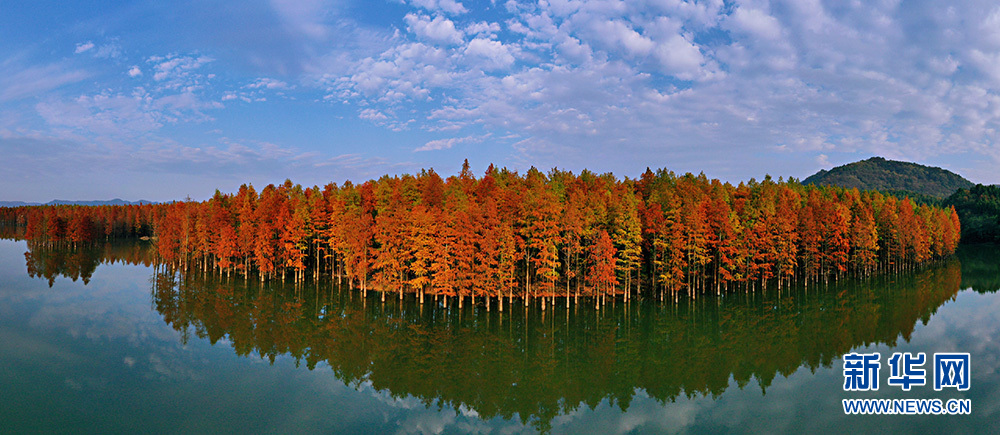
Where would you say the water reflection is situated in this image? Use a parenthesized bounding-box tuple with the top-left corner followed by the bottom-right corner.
(16, 240, 998, 432)
(22, 240, 155, 286)
(957, 244, 1000, 293)
(149, 261, 962, 431)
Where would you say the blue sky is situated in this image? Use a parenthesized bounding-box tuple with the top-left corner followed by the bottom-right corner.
(3, 0, 1000, 201)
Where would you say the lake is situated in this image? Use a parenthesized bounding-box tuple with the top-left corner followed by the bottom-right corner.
(1, 238, 998, 434)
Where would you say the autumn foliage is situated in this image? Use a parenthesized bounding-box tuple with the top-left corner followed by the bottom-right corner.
(1, 162, 961, 303)
(1, 203, 155, 244)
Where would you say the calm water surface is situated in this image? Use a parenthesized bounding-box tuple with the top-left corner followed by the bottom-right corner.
(1, 238, 999, 434)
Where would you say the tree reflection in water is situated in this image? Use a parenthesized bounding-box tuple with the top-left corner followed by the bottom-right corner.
(149, 261, 965, 431)
(22, 240, 155, 286)
(18, 239, 998, 432)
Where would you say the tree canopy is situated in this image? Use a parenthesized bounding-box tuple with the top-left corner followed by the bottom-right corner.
(1, 162, 961, 303)
(944, 184, 1000, 243)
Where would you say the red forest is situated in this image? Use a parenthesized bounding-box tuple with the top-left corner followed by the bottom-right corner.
(0, 162, 960, 309)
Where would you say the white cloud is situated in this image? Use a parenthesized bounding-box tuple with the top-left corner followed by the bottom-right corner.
(358, 106, 413, 131)
(816, 153, 831, 167)
(147, 54, 215, 91)
(543, 0, 583, 17)
(409, 0, 467, 15)
(654, 34, 709, 80)
(358, 108, 387, 122)
(269, 0, 334, 39)
(464, 21, 501, 36)
(648, 0, 726, 29)
(289, 1, 1000, 182)
(968, 49, 1000, 85)
(94, 41, 123, 59)
(506, 19, 530, 35)
(16, 0, 1000, 197)
(591, 20, 654, 56)
(149, 54, 213, 81)
(153, 92, 224, 114)
(74, 40, 122, 58)
(405, 13, 464, 45)
(555, 35, 593, 64)
(213, 78, 294, 105)
(74, 42, 95, 54)
(414, 134, 482, 151)
(34, 50, 225, 140)
(335, 42, 452, 102)
(246, 77, 291, 90)
(36, 93, 163, 136)
(463, 38, 515, 69)
(726, 7, 783, 41)
(0, 61, 90, 102)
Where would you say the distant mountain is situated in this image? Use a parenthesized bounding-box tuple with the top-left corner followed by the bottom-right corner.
(802, 157, 973, 200)
(44, 198, 156, 206)
(0, 199, 156, 207)
(0, 201, 40, 207)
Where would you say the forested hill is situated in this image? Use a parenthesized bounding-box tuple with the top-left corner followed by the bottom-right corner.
(802, 157, 973, 199)
(944, 184, 1000, 243)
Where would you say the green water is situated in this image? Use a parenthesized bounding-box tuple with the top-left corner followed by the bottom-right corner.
(1, 239, 998, 433)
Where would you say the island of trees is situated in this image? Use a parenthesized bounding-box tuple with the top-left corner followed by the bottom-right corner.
(0, 162, 961, 309)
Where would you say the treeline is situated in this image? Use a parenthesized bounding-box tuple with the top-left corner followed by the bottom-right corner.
(0, 203, 155, 242)
(0, 162, 960, 306)
(944, 184, 1000, 243)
